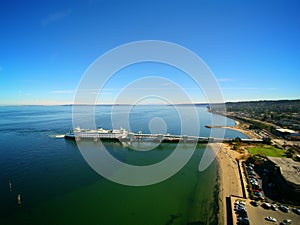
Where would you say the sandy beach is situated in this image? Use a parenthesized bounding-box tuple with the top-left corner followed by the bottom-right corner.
(215, 119, 256, 225)
(227, 119, 261, 139)
(216, 142, 244, 225)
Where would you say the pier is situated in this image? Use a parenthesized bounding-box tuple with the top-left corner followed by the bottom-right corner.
(66, 132, 262, 144)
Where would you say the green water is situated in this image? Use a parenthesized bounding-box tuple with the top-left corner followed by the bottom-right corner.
(1, 145, 218, 225)
(0, 105, 246, 225)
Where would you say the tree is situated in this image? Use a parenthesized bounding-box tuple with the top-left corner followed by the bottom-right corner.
(262, 137, 272, 145)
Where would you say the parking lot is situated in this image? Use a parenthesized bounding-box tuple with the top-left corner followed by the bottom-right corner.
(247, 202, 300, 225)
(241, 161, 300, 224)
(245, 163, 265, 200)
(231, 196, 300, 225)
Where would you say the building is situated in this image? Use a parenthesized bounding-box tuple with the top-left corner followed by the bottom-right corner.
(275, 128, 300, 140)
(267, 157, 300, 203)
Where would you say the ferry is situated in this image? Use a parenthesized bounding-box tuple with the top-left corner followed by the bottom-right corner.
(64, 127, 128, 140)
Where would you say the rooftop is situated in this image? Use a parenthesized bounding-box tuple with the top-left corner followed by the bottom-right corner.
(276, 128, 298, 134)
(267, 157, 300, 185)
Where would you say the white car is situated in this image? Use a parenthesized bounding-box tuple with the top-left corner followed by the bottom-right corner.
(265, 216, 277, 222)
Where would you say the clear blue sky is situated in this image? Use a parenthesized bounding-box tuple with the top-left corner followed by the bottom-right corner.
(0, 0, 299, 105)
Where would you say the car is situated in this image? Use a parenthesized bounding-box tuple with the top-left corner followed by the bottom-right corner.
(235, 206, 243, 211)
(279, 205, 289, 213)
(292, 207, 300, 215)
(262, 202, 271, 209)
(252, 184, 261, 190)
(235, 200, 245, 205)
(247, 166, 253, 170)
(280, 219, 292, 225)
(237, 216, 250, 225)
(280, 222, 290, 225)
(250, 201, 259, 207)
(265, 216, 277, 222)
(235, 201, 245, 207)
(271, 204, 278, 211)
(254, 191, 263, 197)
(238, 201, 246, 206)
(235, 207, 246, 213)
(251, 182, 258, 186)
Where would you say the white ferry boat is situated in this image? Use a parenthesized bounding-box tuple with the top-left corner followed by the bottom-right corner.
(65, 127, 128, 140)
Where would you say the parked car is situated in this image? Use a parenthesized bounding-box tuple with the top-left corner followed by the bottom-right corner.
(280, 219, 292, 225)
(248, 171, 255, 175)
(254, 191, 263, 198)
(279, 205, 289, 213)
(292, 207, 300, 215)
(235, 205, 245, 211)
(239, 201, 246, 206)
(271, 204, 278, 211)
(237, 216, 250, 225)
(265, 216, 277, 222)
(262, 202, 271, 209)
(251, 181, 258, 186)
(250, 201, 258, 207)
(235, 200, 245, 205)
(252, 184, 261, 190)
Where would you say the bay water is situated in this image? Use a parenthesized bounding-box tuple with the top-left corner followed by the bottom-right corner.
(0, 105, 247, 225)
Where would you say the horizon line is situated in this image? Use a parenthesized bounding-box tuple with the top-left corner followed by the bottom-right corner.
(0, 99, 299, 107)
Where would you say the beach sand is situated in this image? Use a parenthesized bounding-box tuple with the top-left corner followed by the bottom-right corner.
(228, 119, 261, 139)
(216, 142, 244, 225)
(216, 118, 257, 225)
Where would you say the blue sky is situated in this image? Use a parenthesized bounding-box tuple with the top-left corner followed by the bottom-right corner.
(0, 0, 299, 105)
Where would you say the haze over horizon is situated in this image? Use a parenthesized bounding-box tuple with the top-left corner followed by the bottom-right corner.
(1, 0, 299, 105)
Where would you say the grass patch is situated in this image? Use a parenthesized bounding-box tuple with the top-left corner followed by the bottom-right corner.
(247, 145, 286, 157)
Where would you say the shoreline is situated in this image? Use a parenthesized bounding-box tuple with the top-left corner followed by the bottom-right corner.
(206, 120, 260, 139)
(216, 142, 244, 225)
(216, 118, 252, 225)
(210, 111, 261, 139)
(228, 119, 261, 139)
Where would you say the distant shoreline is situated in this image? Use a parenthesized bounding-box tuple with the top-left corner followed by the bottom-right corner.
(209, 111, 261, 139)
(1, 99, 299, 106)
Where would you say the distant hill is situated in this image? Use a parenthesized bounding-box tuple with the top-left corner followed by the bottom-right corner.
(225, 99, 300, 114)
